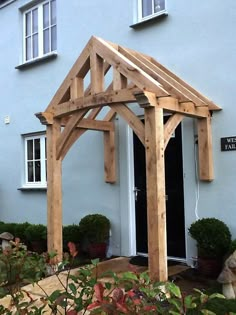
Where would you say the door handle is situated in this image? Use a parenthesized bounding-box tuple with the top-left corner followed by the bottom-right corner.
(134, 187, 141, 201)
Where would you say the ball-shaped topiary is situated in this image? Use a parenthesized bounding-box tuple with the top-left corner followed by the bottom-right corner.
(189, 217, 231, 258)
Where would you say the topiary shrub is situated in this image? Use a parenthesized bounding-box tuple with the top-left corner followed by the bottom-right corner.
(189, 218, 231, 259)
(63, 224, 81, 250)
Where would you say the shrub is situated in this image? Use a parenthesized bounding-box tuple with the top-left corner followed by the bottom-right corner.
(189, 218, 232, 258)
(63, 224, 81, 248)
(79, 214, 110, 244)
(24, 224, 47, 242)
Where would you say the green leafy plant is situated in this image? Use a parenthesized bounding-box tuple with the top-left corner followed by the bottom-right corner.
(63, 224, 81, 246)
(79, 214, 110, 244)
(189, 218, 231, 259)
(24, 224, 47, 242)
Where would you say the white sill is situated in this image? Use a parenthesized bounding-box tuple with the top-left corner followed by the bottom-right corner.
(130, 11, 168, 28)
(18, 186, 47, 191)
(15, 52, 57, 70)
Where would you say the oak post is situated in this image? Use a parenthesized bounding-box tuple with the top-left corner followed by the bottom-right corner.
(46, 120, 63, 261)
(144, 106, 168, 281)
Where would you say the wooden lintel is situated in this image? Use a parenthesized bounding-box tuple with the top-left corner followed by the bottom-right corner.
(78, 119, 114, 131)
(197, 117, 214, 181)
(104, 130, 116, 183)
(164, 113, 184, 149)
(54, 88, 140, 118)
(112, 103, 145, 146)
(144, 106, 167, 281)
(46, 121, 63, 261)
(35, 112, 54, 125)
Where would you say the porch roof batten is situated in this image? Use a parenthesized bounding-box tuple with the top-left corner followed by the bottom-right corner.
(36, 36, 221, 281)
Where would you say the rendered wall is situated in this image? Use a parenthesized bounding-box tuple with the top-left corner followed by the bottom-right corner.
(0, 0, 235, 260)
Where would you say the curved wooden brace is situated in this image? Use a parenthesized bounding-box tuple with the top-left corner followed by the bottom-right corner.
(56, 109, 88, 159)
(164, 113, 184, 149)
(111, 103, 145, 145)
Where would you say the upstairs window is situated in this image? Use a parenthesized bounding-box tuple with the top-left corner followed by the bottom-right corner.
(23, 0, 57, 62)
(138, 0, 166, 21)
(24, 134, 47, 188)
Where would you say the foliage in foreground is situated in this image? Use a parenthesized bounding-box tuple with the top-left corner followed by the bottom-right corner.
(0, 245, 236, 314)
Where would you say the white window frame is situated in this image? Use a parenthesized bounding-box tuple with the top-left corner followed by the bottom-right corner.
(22, 0, 57, 63)
(23, 133, 47, 188)
(137, 0, 167, 22)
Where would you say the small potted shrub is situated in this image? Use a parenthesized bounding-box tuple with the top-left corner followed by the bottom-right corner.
(79, 214, 110, 259)
(24, 224, 47, 253)
(189, 217, 232, 277)
(63, 224, 81, 250)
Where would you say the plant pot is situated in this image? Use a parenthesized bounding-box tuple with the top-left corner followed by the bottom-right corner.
(88, 243, 107, 259)
(197, 257, 223, 278)
(30, 240, 47, 254)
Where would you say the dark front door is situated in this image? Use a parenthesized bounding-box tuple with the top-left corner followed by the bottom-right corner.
(133, 118, 186, 258)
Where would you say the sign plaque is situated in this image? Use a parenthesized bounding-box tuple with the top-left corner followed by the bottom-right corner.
(221, 136, 236, 151)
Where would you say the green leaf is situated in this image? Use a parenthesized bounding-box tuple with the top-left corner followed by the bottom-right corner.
(48, 290, 62, 303)
(184, 295, 197, 309)
(69, 274, 79, 283)
(169, 311, 182, 315)
(69, 282, 77, 295)
(122, 272, 138, 280)
(91, 258, 100, 266)
(201, 309, 216, 315)
(166, 282, 182, 298)
(168, 298, 182, 311)
(208, 293, 225, 299)
(104, 282, 112, 290)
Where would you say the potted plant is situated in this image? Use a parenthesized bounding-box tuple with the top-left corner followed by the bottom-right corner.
(24, 224, 47, 253)
(63, 224, 81, 251)
(79, 214, 110, 259)
(189, 217, 232, 277)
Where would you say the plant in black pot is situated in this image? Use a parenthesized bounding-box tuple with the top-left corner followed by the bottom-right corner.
(24, 224, 47, 254)
(189, 217, 232, 277)
(79, 214, 110, 259)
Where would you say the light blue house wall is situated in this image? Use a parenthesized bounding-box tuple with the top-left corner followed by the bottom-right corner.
(0, 0, 236, 262)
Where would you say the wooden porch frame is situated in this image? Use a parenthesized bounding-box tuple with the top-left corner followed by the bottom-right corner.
(36, 36, 221, 281)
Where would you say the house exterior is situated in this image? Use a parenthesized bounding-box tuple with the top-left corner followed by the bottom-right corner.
(0, 0, 235, 267)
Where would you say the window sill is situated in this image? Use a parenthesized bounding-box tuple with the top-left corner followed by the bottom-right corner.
(18, 186, 47, 191)
(15, 52, 57, 70)
(130, 11, 168, 28)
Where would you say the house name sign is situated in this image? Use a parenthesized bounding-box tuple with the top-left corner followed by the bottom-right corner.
(221, 136, 236, 151)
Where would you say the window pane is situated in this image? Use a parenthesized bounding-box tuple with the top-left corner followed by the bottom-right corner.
(32, 8, 38, 33)
(43, 3, 49, 28)
(27, 140, 33, 160)
(51, 0, 56, 25)
(43, 29, 50, 54)
(142, 0, 152, 17)
(51, 25, 57, 51)
(27, 161, 34, 182)
(154, 0, 165, 13)
(25, 12, 31, 36)
(34, 138, 40, 159)
(26, 37, 32, 60)
(35, 161, 41, 181)
(33, 34, 38, 58)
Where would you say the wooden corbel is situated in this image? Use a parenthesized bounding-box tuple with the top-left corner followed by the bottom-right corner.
(35, 112, 54, 125)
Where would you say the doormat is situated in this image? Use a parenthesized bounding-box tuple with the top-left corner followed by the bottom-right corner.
(129, 256, 183, 267)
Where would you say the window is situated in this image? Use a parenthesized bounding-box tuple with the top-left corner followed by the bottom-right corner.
(24, 134, 47, 188)
(138, 0, 166, 21)
(23, 0, 56, 62)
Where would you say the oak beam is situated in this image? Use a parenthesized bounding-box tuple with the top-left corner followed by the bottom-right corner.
(111, 103, 145, 145)
(197, 117, 214, 181)
(54, 88, 140, 118)
(164, 113, 184, 149)
(46, 120, 63, 261)
(104, 130, 116, 183)
(90, 50, 104, 93)
(145, 106, 167, 281)
(135, 93, 210, 118)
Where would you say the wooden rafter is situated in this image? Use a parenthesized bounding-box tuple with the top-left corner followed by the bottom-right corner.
(36, 35, 221, 282)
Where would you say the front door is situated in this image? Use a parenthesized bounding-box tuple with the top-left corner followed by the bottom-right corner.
(133, 118, 186, 258)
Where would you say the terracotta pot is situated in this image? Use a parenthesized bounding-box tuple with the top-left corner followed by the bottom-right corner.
(198, 257, 223, 278)
(88, 243, 107, 259)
